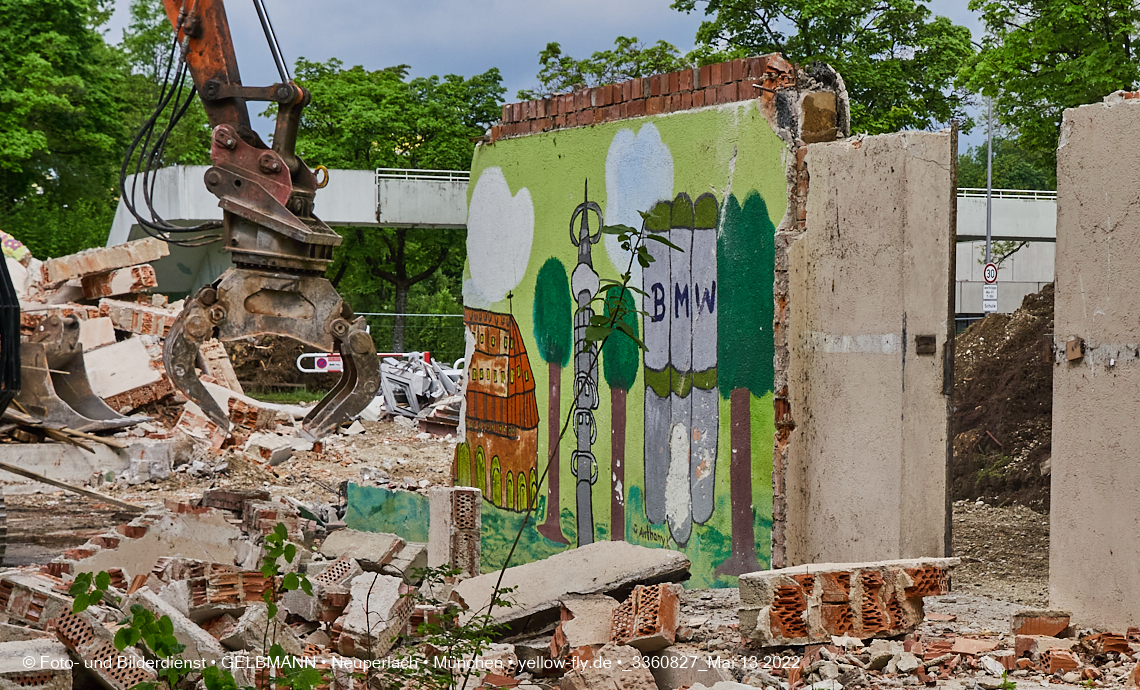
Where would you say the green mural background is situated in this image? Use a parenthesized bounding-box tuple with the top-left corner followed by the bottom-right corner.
(459, 102, 786, 587)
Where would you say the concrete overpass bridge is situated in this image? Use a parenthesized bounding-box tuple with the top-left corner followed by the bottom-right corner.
(107, 166, 469, 296)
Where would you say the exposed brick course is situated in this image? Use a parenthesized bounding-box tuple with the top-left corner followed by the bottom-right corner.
(489, 54, 799, 143)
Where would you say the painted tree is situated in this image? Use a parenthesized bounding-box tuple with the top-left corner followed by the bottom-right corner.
(533, 258, 572, 544)
(602, 286, 639, 540)
(715, 191, 775, 576)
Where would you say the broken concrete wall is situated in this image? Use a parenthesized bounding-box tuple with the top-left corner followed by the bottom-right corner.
(1050, 93, 1140, 630)
(459, 55, 848, 587)
(783, 131, 955, 565)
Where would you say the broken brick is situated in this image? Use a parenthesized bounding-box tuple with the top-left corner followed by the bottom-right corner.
(1085, 631, 1129, 654)
(1043, 649, 1080, 674)
(1011, 609, 1071, 637)
(609, 583, 680, 652)
(40, 237, 169, 284)
(80, 264, 157, 300)
(739, 557, 958, 646)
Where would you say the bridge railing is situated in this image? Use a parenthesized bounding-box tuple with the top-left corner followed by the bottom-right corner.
(376, 168, 470, 182)
(957, 187, 1057, 200)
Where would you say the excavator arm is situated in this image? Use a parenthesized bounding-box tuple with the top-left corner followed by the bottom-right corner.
(157, 0, 380, 439)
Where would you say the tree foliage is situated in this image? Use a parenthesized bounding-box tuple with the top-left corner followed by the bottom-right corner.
(518, 37, 690, 99)
(670, 0, 975, 134)
(0, 0, 125, 208)
(532, 258, 572, 367)
(958, 136, 1056, 190)
(287, 58, 504, 170)
(958, 0, 1140, 168)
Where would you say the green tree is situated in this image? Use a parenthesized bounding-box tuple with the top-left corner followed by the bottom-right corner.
(671, 0, 975, 134)
(288, 58, 502, 350)
(533, 257, 572, 545)
(288, 58, 504, 170)
(715, 191, 775, 576)
(601, 286, 639, 541)
(958, 136, 1055, 190)
(0, 0, 131, 257)
(518, 36, 690, 99)
(959, 0, 1140, 167)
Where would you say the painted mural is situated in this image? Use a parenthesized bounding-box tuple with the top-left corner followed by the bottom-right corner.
(457, 100, 785, 587)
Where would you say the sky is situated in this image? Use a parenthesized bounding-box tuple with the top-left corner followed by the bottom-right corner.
(102, 0, 988, 151)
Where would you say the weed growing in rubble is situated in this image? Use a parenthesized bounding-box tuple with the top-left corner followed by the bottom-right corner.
(363, 564, 515, 690)
(70, 522, 321, 690)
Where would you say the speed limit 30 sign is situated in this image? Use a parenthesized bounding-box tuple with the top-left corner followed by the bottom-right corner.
(983, 262, 998, 284)
(982, 262, 998, 313)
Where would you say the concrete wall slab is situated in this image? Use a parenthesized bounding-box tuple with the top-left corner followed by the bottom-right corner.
(785, 131, 953, 565)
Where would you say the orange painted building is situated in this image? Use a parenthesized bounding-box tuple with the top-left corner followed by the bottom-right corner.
(460, 308, 539, 511)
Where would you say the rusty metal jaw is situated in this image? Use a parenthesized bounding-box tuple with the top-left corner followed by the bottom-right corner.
(163, 267, 381, 440)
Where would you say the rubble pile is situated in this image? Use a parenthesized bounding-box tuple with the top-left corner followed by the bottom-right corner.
(0, 237, 460, 497)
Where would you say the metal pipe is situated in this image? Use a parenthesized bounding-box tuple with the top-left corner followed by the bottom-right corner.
(252, 0, 291, 83)
(985, 96, 993, 264)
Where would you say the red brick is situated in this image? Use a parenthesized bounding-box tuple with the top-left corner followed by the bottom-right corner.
(627, 99, 646, 118)
(1010, 611, 1069, 637)
(692, 89, 705, 108)
(117, 524, 147, 539)
(667, 71, 679, 94)
(1086, 632, 1129, 654)
(718, 82, 739, 103)
(619, 102, 629, 119)
(598, 84, 613, 106)
(679, 68, 693, 91)
(537, 117, 553, 132)
(711, 62, 725, 85)
(1043, 650, 1079, 674)
(680, 91, 692, 110)
(554, 114, 567, 128)
(500, 104, 511, 122)
(704, 87, 717, 105)
(731, 58, 744, 82)
(745, 56, 767, 79)
(649, 74, 662, 97)
(620, 80, 632, 101)
(574, 89, 589, 111)
(646, 96, 664, 115)
(698, 64, 711, 89)
(631, 78, 644, 100)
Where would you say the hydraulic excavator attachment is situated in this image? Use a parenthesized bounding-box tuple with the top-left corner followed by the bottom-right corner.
(122, 0, 380, 440)
(15, 315, 150, 433)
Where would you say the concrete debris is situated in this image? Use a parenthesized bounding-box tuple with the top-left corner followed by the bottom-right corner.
(1011, 608, 1071, 637)
(0, 639, 72, 690)
(559, 643, 657, 690)
(333, 572, 414, 659)
(220, 602, 303, 657)
(454, 541, 690, 631)
(40, 237, 169, 285)
(319, 528, 405, 571)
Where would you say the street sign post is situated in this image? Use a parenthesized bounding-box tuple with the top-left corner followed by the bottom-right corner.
(982, 262, 998, 313)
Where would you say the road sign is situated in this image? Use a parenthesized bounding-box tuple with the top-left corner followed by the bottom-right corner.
(982, 283, 998, 313)
(983, 262, 998, 284)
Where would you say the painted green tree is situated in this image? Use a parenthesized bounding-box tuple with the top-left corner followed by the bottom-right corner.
(716, 191, 775, 576)
(532, 257, 572, 544)
(602, 286, 639, 541)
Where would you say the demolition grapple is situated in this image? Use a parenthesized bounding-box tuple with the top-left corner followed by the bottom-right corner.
(121, 0, 381, 439)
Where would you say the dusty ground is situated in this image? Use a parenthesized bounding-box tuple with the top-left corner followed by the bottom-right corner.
(952, 499, 1050, 607)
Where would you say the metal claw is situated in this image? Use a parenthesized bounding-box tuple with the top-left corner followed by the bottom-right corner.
(16, 316, 150, 432)
(300, 319, 380, 440)
(163, 267, 380, 441)
(164, 302, 231, 432)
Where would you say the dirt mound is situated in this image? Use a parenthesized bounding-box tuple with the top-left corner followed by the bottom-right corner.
(224, 336, 340, 391)
(951, 284, 1053, 510)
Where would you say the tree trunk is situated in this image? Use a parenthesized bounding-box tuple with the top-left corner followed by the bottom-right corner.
(610, 386, 626, 540)
(716, 387, 762, 576)
(392, 284, 408, 352)
(537, 361, 568, 544)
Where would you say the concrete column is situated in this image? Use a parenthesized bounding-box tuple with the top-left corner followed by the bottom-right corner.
(1050, 95, 1140, 629)
(428, 486, 482, 577)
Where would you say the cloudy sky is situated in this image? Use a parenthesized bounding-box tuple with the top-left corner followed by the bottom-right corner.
(102, 0, 987, 150)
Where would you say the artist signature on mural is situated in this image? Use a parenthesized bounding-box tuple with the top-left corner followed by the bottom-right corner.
(633, 524, 668, 546)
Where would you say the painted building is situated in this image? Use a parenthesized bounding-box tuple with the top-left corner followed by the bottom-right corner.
(456, 55, 845, 587)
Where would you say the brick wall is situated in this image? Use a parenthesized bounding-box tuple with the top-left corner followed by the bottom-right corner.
(490, 55, 798, 142)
